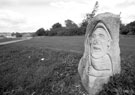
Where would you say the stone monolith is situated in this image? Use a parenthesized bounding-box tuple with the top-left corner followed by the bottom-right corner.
(78, 12, 121, 95)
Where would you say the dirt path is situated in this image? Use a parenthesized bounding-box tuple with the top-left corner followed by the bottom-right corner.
(0, 37, 32, 45)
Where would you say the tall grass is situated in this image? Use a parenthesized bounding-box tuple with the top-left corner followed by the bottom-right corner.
(1, 36, 135, 95)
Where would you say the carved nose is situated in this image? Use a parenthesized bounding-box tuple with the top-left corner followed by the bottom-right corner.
(93, 39, 99, 45)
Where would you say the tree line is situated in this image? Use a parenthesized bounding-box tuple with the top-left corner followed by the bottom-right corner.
(34, 19, 88, 36)
(12, 19, 135, 37)
(34, 19, 135, 36)
(120, 21, 135, 35)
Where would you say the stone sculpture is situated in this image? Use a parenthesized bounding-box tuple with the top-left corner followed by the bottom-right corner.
(78, 12, 121, 95)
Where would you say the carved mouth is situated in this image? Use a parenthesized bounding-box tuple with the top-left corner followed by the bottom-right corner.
(93, 46, 101, 51)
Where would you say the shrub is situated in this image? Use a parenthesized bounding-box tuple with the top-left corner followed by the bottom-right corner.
(35, 28, 46, 36)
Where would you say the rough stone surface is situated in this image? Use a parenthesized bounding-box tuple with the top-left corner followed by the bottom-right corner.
(78, 12, 121, 95)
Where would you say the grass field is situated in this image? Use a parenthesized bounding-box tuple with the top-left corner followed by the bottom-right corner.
(12, 36, 84, 53)
(12, 35, 135, 54)
(0, 35, 135, 95)
(0, 38, 21, 43)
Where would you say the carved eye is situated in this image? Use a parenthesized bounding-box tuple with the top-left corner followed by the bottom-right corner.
(92, 34, 96, 38)
(99, 34, 105, 38)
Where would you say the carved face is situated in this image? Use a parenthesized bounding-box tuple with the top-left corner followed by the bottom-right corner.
(90, 23, 111, 58)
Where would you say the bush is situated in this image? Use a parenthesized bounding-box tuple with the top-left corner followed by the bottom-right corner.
(16, 32, 22, 37)
(52, 23, 62, 29)
(35, 28, 46, 36)
(120, 21, 135, 35)
(48, 27, 85, 36)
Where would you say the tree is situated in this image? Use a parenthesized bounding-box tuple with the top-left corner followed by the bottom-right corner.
(86, 1, 99, 23)
(15, 32, 22, 37)
(35, 28, 46, 36)
(126, 21, 135, 35)
(52, 22, 62, 29)
(65, 19, 78, 29)
(11, 32, 16, 36)
(120, 24, 129, 35)
(80, 20, 88, 28)
(77, 1, 98, 35)
(79, 20, 88, 35)
(120, 21, 135, 35)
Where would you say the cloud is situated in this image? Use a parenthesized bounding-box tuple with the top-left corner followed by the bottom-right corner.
(0, 10, 35, 32)
(0, 0, 94, 7)
(49, 0, 96, 25)
(112, 0, 135, 23)
(0, 0, 57, 7)
(116, 0, 135, 8)
(0, 0, 19, 7)
(0, 0, 135, 32)
(91, 0, 135, 24)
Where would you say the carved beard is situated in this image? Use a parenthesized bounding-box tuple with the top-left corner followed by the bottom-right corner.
(91, 54, 112, 71)
(87, 54, 112, 89)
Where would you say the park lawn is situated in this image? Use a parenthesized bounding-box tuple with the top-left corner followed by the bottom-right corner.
(12, 35, 135, 54)
(0, 44, 85, 95)
(0, 38, 21, 43)
(0, 35, 135, 95)
(12, 36, 85, 53)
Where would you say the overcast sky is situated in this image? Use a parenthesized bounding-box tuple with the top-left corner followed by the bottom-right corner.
(0, 0, 135, 33)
